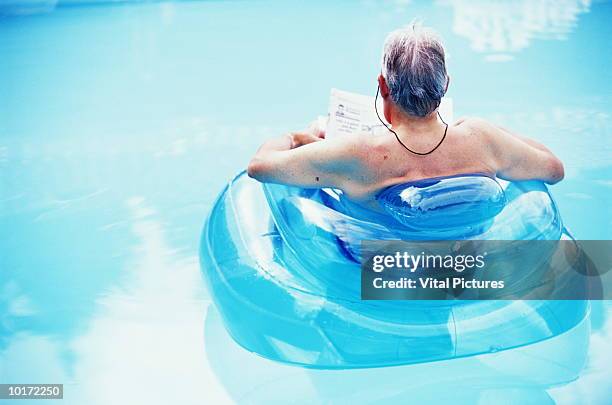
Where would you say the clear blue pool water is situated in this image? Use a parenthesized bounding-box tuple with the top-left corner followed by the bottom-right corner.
(1, 0, 611, 403)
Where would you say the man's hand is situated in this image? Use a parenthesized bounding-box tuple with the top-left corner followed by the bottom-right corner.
(306, 118, 326, 139)
(290, 131, 324, 148)
(287, 117, 327, 148)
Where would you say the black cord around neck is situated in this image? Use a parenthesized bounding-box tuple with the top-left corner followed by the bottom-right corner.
(375, 86, 448, 156)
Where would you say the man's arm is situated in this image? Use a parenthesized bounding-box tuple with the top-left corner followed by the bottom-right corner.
(495, 125, 556, 154)
(470, 118, 565, 184)
(247, 130, 360, 189)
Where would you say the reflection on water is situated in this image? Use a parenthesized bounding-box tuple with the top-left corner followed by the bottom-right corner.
(204, 305, 599, 404)
(0, 281, 37, 352)
(441, 0, 591, 61)
(550, 308, 612, 404)
(0, 197, 231, 404)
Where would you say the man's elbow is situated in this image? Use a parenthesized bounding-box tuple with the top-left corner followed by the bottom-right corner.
(247, 158, 268, 181)
(546, 157, 565, 184)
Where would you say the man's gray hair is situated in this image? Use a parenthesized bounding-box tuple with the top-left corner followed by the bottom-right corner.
(381, 22, 447, 117)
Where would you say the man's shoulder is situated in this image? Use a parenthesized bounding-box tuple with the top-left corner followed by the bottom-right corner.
(322, 131, 389, 172)
(326, 131, 383, 152)
(452, 116, 498, 141)
(454, 116, 489, 129)
(453, 116, 495, 132)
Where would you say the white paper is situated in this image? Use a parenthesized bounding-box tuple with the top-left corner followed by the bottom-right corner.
(325, 88, 453, 139)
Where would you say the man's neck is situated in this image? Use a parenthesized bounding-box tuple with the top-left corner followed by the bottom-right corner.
(391, 110, 441, 133)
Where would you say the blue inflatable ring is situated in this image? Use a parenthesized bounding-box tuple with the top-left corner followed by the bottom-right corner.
(200, 171, 588, 369)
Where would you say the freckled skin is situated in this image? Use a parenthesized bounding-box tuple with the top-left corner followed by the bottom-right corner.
(348, 118, 561, 212)
(248, 114, 564, 213)
(335, 120, 496, 210)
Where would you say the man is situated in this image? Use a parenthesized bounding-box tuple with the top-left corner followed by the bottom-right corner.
(247, 23, 564, 212)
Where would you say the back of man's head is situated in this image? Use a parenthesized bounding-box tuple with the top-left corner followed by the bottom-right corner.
(381, 22, 447, 118)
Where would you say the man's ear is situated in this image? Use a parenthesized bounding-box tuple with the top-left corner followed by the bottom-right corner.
(378, 74, 390, 98)
(378, 74, 394, 125)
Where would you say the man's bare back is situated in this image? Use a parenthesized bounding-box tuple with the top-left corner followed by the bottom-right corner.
(247, 115, 564, 212)
(328, 118, 497, 209)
